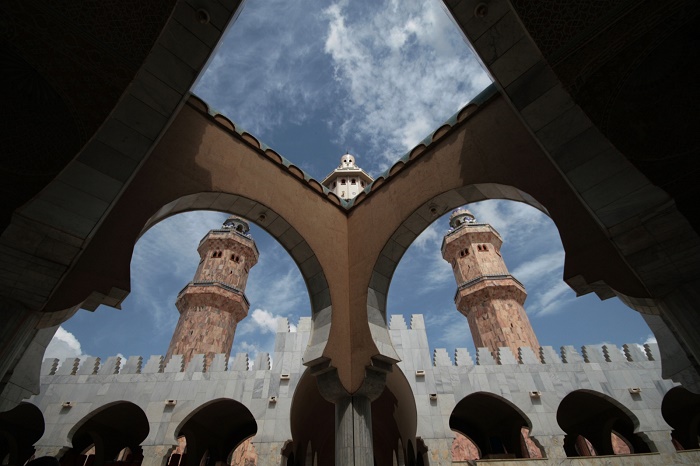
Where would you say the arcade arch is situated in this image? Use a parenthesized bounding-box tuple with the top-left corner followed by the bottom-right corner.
(174, 398, 257, 466)
(289, 366, 417, 466)
(661, 386, 700, 450)
(0, 402, 44, 466)
(65, 402, 149, 466)
(448, 392, 542, 459)
(384, 198, 652, 354)
(557, 390, 651, 457)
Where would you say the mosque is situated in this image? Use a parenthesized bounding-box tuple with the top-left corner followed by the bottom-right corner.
(0, 155, 697, 466)
(2, 1, 700, 465)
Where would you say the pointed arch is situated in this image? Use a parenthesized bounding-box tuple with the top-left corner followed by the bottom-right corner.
(557, 389, 651, 456)
(449, 392, 534, 459)
(66, 401, 148, 466)
(174, 398, 256, 466)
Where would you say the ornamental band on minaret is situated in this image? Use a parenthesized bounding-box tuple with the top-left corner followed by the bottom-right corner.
(441, 208, 540, 357)
(166, 216, 258, 366)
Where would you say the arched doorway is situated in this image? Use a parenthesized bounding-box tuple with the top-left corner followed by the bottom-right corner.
(289, 366, 417, 466)
(557, 390, 651, 456)
(449, 392, 540, 459)
(0, 402, 44, 466)
(662, 386, 700, 450)
(175, 398, 256, 466)
(65, 401, 149, 466)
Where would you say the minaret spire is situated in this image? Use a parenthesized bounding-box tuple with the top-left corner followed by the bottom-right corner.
(441, 208, 540, 357)
(166, 216, 259, 366)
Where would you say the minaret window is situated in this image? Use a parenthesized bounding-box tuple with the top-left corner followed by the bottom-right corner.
(351, 179, 356, 184)
(341, 179, 346, 185)
(332, 182, 336, 188)
(212, 251, 223, 258)
(360, 181, 365, 187)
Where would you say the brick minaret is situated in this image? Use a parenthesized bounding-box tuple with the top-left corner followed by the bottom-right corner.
(441, 208, 539, 357)
(166, 216, 258, 366)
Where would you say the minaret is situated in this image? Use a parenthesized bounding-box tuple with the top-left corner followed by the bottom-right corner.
(441, 208, 539, 357)
(321, 153, 374, 200)
(166, 216, 259, 366)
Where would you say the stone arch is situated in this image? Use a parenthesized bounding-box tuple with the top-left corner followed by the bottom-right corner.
(396, 439, 405, 466)
(365, 185, 548, 366)
(367, 184, 547, 318)
(174, 398, 256, 466)
(289, 369, 335, 465)
(449, 391, 536, 459)
(290, 365, 417, 466)
(451, 432, 480, 461)
(140, 193, 330, 317)
(65, 401, 149, 466)
(0, 402, 44, 466)
(371, 367, 418, 466)
(557, 389, 651, 456)
(662, 385, 700, 450)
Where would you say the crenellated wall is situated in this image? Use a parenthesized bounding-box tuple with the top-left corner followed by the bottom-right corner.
(26, 314, 697, 465)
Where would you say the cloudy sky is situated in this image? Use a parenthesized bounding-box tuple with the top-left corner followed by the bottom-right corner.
(48, 0, 653, 365)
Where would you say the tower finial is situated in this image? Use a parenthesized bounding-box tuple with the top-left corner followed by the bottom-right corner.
(449, 208, 476, 229)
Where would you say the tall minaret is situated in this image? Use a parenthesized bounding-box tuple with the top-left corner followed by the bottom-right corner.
(321, 153, 374, 200)
(166, 216, 258, 366)
(441, 208, 539, 357)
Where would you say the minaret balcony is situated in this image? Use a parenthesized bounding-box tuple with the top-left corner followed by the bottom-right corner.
(454, 274, 527, 307)
(176, 281, 250, 320)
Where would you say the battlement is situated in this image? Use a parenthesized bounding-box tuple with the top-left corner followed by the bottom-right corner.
(429, 343, 660, 367)
(43, 315, 659, 376)
(388, 314, 659, 367)
(40, 352, 274, 377)
(275, 316, 312, 333)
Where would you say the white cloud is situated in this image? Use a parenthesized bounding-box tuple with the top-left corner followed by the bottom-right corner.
(322, 0, 491, 172)
(238, 308, 297, 336)
(195, 0, 334, 136)
(511, 251, 565, 286)
(412, 222, 442, 251)
(424, 309, 472, 350)
(45, 327, 89, 361)
(533, 281, 575, 317)
(251, 309, 280, 334)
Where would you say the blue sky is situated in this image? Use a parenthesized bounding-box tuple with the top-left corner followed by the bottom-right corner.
(47, 0, 654, 364)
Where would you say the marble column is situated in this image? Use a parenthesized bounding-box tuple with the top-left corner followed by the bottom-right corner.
(335, 395, 373, 466)
(32, 446, 71, 461)
(642, 430, 677, 454)
(534, 435, 567, 459)
(313, 358, 391, 466)
(140, 445, 174, 466)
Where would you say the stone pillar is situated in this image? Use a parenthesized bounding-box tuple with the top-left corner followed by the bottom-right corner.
(641, 430, 677, 454)
(420, 438, 452, 466)
(32, 446, 71, 460)
(141, 445, 174, 466)
(335, 396, 373, 466)
(251, 441, 285, 466)
(313, 360, 390, 466)
(533, 435, 567, 459)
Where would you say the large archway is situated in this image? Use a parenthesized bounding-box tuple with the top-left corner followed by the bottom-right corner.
(65, 401, 149, 466)
(662, 386, 700, 450)
(557, 390, 651, 456)
(289, 365, 417, 466)
(175, 398, 257, 466)
(0, 402, 44, 466)
(449, 392, 539, 459)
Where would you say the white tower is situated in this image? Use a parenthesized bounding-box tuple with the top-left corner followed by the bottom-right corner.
(321, 153, 374, 200)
